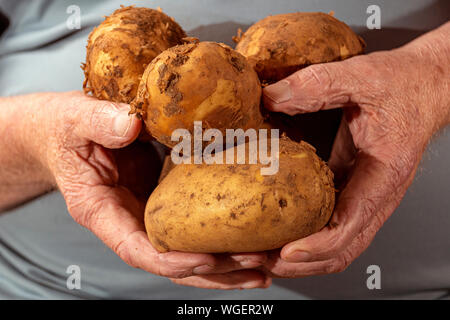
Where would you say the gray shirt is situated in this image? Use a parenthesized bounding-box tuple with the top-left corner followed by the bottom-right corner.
(0, 0, 449, 299)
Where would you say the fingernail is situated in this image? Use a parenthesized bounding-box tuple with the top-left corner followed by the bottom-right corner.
(239, 259, 263, 268)
(232, 254, 266, 265)
(286, 250, 311, 262)
(113, 111, 133, 137)
(193, 264, 215, 275)
(263, 80, 292, 103)
(241, 280, 264, 289)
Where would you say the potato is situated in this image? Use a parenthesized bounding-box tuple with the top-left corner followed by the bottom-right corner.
(235, 12, 365, 82)
(145, 137, 335, 253)
(130, 41, 264, 148)
(83, 6, 186, 103)
(236, 12, 365, 160)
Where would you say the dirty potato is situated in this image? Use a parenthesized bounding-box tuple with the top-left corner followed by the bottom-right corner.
(235, 12, 365, 82)
(236, 12, 365, 159)
(145, 137, 335, 253)
(83, 6, 186, 103)
(130, 41, 264, 147)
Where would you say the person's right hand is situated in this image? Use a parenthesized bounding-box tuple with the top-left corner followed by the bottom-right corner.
(19, 91, 270, 289)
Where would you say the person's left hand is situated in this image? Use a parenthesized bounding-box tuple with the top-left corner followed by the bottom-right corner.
(257, 31, 449, 278)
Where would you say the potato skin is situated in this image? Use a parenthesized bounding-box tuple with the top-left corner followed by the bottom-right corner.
(236, 12, 365, 82)
(83, 6, 186, 103)
(131, 41, 264, 148)
(145, 138, 335, 253)
(237, 12, 364, 160)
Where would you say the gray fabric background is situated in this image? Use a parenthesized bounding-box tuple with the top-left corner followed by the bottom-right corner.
(0, 0, 449, 299)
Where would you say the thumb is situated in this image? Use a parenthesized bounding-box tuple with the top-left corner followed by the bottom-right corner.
(263, 60, 359, 115)
(75, 98, 142, 149)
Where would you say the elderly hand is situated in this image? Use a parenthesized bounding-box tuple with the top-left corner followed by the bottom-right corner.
(9, 91, 269, 289)
(259, 23, 450, 277)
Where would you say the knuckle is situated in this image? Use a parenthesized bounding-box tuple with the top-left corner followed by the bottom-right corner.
(87, 101, 116, 129)
(81, 200, 101, 227)
(114, 239, 136, 268)
(359, 197, 378, 230)
(293, 65, 335, 111)
(355, 224, 378, 250)
(298, 62, 355, 109)
(347, 55, 393, 103)
(358, 53, 394, 89)
(325, 254, 351, 274)
(157, 264, 192, 279)
(263, 258, 298, 278)
(325, 234, 344, 256)
(167, 270, 193, 279)
(321, 226, 346, 257)
(278, 267, 300, 278)
(156, 254, 194, 279)
(64, 192, 90, 225)
(302, 64, 334, 91)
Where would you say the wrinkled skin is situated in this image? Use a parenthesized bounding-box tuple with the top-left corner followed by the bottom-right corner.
(1, 23, 448, 291)
(259, 24, 450, 278)
(0, 91, 270, 290)
(172, 22, 450, 287)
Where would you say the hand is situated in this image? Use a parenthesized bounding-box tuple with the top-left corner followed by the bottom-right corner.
(260, 32, 449, 277)
(21, 91, 269, 289)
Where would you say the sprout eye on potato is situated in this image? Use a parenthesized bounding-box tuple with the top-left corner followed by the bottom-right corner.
(145, 137, 335, 253)
(83, 6, 186, 103)
(235, 12, 365, 82)
(130, 41, 264, 148)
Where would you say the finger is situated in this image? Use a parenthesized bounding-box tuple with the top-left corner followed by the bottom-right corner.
(208, 252, 268, 274)
(74, 96, 141, 149)
(263, 214, 381, 277)
(65, 184, 222, 278)
(171, 270, 272, 290)
(263, 57, 363, 115)
(65, 184, 267, 278)
(280, 152, 405, 263)
(155, 251, 268, 277)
